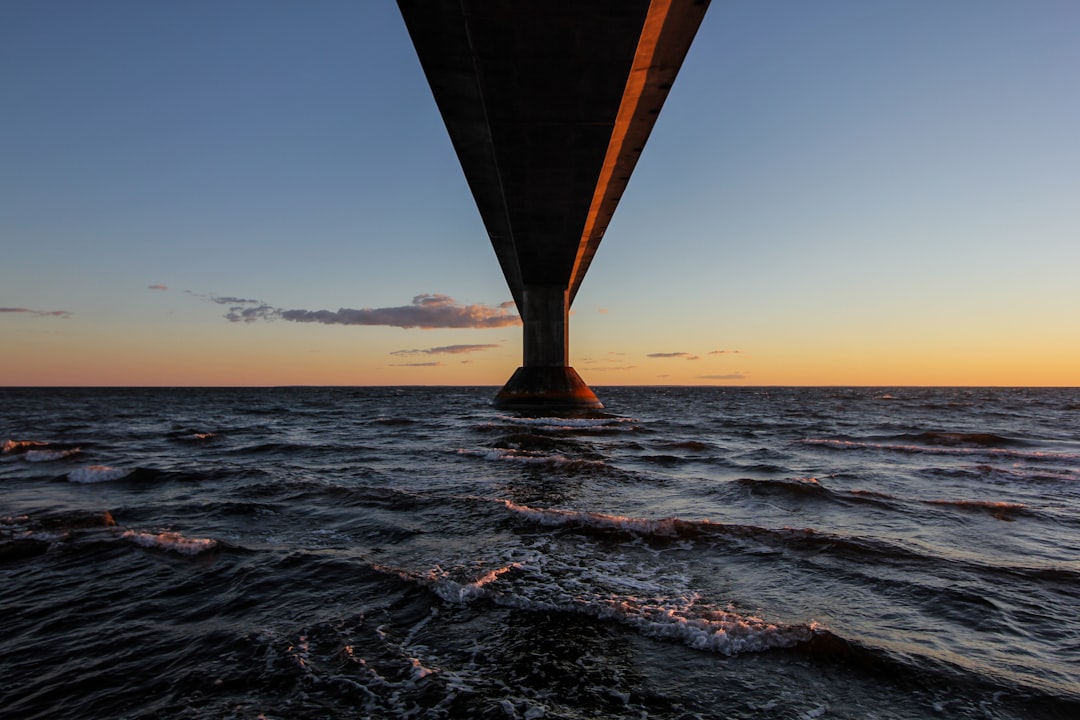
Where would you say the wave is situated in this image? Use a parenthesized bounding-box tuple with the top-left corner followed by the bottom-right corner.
(494, 499, 848, 550)
(174, 431, 218, 442)
(634, 454, 688, 466)
(801, 437, 1078, 462)
(1, 509, 119, 562)
(736, 476, 830, 496)
(661, 439, 712, 451)
(371, 417, 418, 426)
(383, 561, 819, 657)
(496, 498, 1080, 590)
(925, 498, 1030, 521)
(68, 465, 133, 483)
(497, 500, 707, 536)
(2, 439, 82, 462)
(732, 476, 901, 511)
(3, 439, 51, 454)
(3, 509, 220, 560)
(488, 415, 640, 433)
(733, 478, 1033, 521)
(492, 499, 968, 573)
(901, 431, 1023, 447)
(456, 447, 604, 469)
(120, 529, 217, 555)
(1, 509, 117, 540)
(19, 447, 82, 462)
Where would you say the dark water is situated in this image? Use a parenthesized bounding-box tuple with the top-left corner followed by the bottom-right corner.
(2, 386, 1079, 719)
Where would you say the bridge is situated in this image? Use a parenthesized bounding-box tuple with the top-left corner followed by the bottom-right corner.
(399, 0, 710, 408)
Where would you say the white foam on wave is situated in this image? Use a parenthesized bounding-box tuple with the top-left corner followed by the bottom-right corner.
(1, 440, 80, 463)
(386, 536, 819, 657)
(68, 465, 132, 483)
(422, 563, 524, 604)
(121, 530, 217, 555)
(25, 447, 81, 462)
(3, 439, 51, 454)
(497, 498, 707, 536)
(604, 596, 817, 655)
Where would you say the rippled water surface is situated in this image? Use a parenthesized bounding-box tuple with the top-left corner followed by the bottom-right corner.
(2, 386, 1079, 719)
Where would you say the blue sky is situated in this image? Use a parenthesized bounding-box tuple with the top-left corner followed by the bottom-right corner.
(3, 1, 1079, 386)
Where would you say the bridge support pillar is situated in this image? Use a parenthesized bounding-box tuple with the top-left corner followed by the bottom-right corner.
(494, 285, 603, 410)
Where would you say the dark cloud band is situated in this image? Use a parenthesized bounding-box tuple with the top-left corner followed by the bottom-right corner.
(215, 294, 519, 330)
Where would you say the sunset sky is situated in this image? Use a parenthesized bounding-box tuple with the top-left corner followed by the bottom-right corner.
(3, 0, 1079, 387)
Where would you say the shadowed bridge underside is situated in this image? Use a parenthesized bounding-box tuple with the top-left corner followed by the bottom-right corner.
(399, 0, 709, 408)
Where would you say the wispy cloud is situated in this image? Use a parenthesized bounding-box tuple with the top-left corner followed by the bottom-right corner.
(391, 361, 444, 367)
(648, 352, 699, 360)
(391, 344, 500, 356)
(148, 284, 168, 291)
(0, 307, 73, 318)
(709, 349, 742, 355)
(698, 373, 747, 380)
(211, 294, 520, 329)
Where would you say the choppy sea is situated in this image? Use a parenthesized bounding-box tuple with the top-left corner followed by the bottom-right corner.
(2, 386, 1078, 719)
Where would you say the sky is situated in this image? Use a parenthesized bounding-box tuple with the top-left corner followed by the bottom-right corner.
(3, 0, 1079, 388)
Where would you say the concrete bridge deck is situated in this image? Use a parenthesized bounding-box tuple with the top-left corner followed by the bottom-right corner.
(399, 0, 710, 408)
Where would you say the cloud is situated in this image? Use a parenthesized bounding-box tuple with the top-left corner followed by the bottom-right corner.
(589, 365, 637, 372)
(391, 344, 500, 356)
(148, 284, 168, 291)
(223, 302, 280, 323)
(390, 361, 444, 367)
(0, 307, 73, 318)
(697, 373, 747, 380)
(709, 349, 742, 355)
(648, 352, 698, 360)
(209, 295, 262, 305)
(214, 294, 520, 329)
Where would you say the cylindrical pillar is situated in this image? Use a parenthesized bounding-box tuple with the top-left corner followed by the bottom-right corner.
(522, 285, 569, 367)
(494, 284, 603, 410)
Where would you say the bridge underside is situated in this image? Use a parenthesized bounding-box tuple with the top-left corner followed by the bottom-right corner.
(398, 0, 709, 409)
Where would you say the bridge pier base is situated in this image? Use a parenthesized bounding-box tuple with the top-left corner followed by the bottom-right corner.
(494, 366, 603, 410)
(493, 285, 603, 410)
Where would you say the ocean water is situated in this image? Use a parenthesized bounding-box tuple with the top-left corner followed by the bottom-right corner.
(2, 385, 1078, 719)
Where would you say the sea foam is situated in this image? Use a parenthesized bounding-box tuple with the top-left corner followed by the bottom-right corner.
(25, 447, 81, 462)
(121, 530, 217, 555)
(497, 499, 709, 536)
(389, 555, 818, 657)
(68, 466, 132, 483)
(3, 439, 51, 454)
